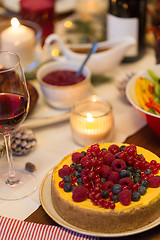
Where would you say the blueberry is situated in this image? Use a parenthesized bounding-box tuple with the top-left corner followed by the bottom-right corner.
(138, 154, 144, 158)
(81, 151, 87, 156)
(135, 169, 141, 175)
(77, 178, 83, 185)
(101, 177, 107, 183)
(111, 184, 122, 195)
(133, 176, 141, 184)
(63, 175, 71, 183)
(101, 190, 109, 198)
(111, 195, 119, 203)
(144, 169, 152, 175)
(76, 165, 83, 172)
(73, 171, 81, 178)
(120, 145, 126, 152)
(127, 165, 135, 173)
(131, 192, 141, 201)
(138, 186, 146, 195)
(101, 148, 107, 151)
(70, 163, 77, 168)
(120, 170, 131, 178)
(141, 180, 149, 188)
(63, 183, 72, 192)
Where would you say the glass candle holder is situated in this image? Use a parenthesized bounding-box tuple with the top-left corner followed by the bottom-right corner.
(0, 18, 42, 74)
(70, 95, 114, 147)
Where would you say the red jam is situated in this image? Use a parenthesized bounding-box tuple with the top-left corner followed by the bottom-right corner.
(42, 70, 85, 86)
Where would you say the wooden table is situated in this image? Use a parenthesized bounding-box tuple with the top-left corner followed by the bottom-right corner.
(26, 125, 160, 240)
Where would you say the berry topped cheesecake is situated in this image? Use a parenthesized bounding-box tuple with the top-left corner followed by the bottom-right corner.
(51, 143, 160, 233)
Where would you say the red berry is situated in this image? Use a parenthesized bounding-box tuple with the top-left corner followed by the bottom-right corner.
(101, 165, 112, 179)
(80, 156, 89, 168)
(132, 183, 141, 192)
(72, 186, 88, 202)
(88, 171, 96, 180)
(59, 180, 65, 188)
(148, 176, 160, 188)
(72, 152, 84, 164)
(121, 185, 129, 191)
(58, 166, 71, 178)
(118, 151, 126, 160)
(92, 199, 98, 206)
(151, 160, 157, 165)
(157, 163, 160, 170)
(119, 190, 131, 206)
(124, 145, 137, 156)
(111, 159, 126, 173)
(109, 201, 115, 209)
(108, 144, 120, 155)
(103, 152, 115, 166)
(119, 177, 133, 189)
(84, 159, 92, 169)
(94, 166, 102, 174)
(108, 171, 120, 184)
(102, 181, 114, 192)
(126, 156, 134, 166)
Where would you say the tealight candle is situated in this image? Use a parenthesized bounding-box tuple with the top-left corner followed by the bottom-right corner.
(70, 95, 114, 146)
(1, 18, 35, 67)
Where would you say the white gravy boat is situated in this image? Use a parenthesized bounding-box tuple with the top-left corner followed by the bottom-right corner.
(45, 34, 135, 75)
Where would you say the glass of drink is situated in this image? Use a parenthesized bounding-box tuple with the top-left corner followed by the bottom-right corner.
(0, 51, 37, 200)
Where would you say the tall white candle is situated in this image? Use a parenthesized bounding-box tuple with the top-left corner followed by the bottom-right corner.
(1, 18, 35, 67)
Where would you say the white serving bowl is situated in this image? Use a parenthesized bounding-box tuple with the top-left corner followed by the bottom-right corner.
(36, 60, 91, 109)
(44, 34, 136, 75)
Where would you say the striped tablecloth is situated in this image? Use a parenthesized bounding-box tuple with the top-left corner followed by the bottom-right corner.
(0, 216, 98, 240)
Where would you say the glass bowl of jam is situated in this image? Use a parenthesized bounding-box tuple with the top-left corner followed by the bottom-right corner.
(36, 60, 91, 109)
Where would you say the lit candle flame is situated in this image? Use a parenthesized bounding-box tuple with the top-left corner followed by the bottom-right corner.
(11, 18, 20, 28)
(86, 113, 93, 122)
(64, 20, 72, 28)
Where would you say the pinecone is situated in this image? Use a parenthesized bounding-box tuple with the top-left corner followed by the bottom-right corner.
(11, 127, 37, 156)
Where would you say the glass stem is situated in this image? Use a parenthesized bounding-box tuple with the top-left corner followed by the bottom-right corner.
(4, 134, 20, 185)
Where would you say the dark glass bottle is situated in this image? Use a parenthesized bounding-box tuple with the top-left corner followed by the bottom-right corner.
(107, 0, 147, 62)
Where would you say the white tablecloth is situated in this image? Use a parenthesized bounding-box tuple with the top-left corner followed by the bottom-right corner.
(0, 47, 155, 220)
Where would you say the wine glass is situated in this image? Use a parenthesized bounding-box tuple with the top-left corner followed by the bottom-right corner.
(0, 51, 37, 200)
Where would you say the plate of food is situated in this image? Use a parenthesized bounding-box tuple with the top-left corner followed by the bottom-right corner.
(40, 142, 160, 237)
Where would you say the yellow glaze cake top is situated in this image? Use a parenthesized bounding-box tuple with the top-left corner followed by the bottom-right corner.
(53, 143, 160, 213)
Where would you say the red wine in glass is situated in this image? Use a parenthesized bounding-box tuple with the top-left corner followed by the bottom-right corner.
(0, 51, 37, 200)
(0, 93, 28, 135)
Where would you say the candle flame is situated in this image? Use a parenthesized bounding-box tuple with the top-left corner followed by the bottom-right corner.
(64, 20, 72, 28)
(86, 113, 93, 122)
(11, 18, 20, 28)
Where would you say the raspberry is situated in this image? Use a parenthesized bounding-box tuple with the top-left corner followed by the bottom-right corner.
(72, 152, 84, 164)
(103, 152, 115, 166)
(119, 177, 134, 189)
(108, 171, 120, 184)
(148, 176, 160, 188)
(111, 159, 126, 173)
(101, 165, 112, 179)
(58, 166, 71, 178)
(102, 181, 114, 192)
(119, 190, 131, 206)
(72, 186, 88, 202)
(108, 144, 120, 155)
